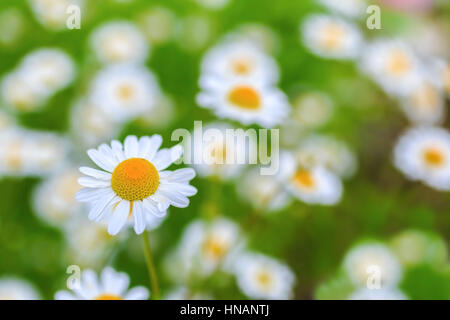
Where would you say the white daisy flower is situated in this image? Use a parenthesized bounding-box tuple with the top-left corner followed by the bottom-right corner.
(349, 288, 408, 300)
(233, 252, 295, 300)
(70, 98, 121, 149)
(430, 58, 450, 96)
(0, 277, 40, 300)
(291, 91, 334, 129)
(28, 0, 84, 31)
(201, 39, 279, 84)
(89, 64, 161, 122)
(33, 166, 82, 226)
(318, 0, 368, 18)
(1, 70, 46, 112)
(20, 48, 76, 95)
(197, 77, 290, 127)
(301, 14, 362, 60)
(189, 122, 252, 180)
(90, 21, 150, 65)
(280, 152, 343, 206)
(174, 218, 243, 277)
(360, 39, 422, 96)
(295, 135, 358, 179)
(393, 126, 450, 191)
(176, 15, 214, 52)
(55, 267, 148, 300)
(137, 7, 176, 45)
(343, 243, 402, 288)
(75, 135, 197, 235)
(399, 75, 445, 125)
(238, 167, 292, 212)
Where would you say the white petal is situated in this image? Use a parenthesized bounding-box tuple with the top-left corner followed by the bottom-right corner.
(78, 177, 111, 188)
(160, 168, 196, 182)
(55, 291, 77, 300)
(79, 167, 112, 180)
(111, 140, 126, 162)
(141, 135, 162, 160)
(158, 187, 190, 208)
(101, 267, 129, 296)
(88, 190, 116, 221)
(149, 191, 171, 211)
(108, 200, 131, 235)
(124, 286, 149, 300)
(142, 198, 166, 217)
(87, 149, 117, 172)
(75, 187, 108, 202)
(160, 182, 197, 196)
(124, 135, 139, 158)
(133, 201, 146, 234)
(152, 145, 183, 171)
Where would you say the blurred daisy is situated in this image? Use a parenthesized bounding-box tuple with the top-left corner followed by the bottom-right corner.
(189, 122, 252, 180)
(55, 267, 148, 300)
(20, 48, 76, 95)
(431, 59, 450, 96)
(0, 9, 26, 48)
(176, 15, 214, 52)
(399, 76, 445, 125)
(233, 252, 295, 300)
(393, 126, 450, 191)
(76, 135, 197, 235)
(231, 23, 280, 54)
(90, 21, 149, 65)
(295, 135, 358, 179)
(0, 110, 16, 132)
(291, 91, 334, 129)
(28, 0, 84, 31)
(343, 243, 402, 288)
(201, 39, 279, 84)
(360, 39, 421, 96)
(318, 0, 367, 18)
(238, 167, 292, 212)
(197, 77, 290, 127)
(33, 166, 82, 226)
(301, 14, 362, 60)
(174, 218, 243, 277)
(137, 7, 176, 45)
(0, 277, 40, 300)
(89, 64, 161, 122)
(70, 98, 120, 149)
(349, 288, 408, 300)
(280, 152, 343, 205)
(137, 94, 176, 130)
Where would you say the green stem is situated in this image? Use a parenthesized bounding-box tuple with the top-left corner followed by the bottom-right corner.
(142, 230, 160, 300)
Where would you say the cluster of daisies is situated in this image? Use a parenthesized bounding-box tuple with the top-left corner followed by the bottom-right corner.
(302, 0, 450, 191)
(165, 217, 295, 300)
(317, 229, 449, 300)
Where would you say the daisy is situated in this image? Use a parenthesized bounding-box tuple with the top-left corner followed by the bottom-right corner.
(20, 48, 76, 95)
(189, 122, 252, 180)
(343, 243, 402, 288)
(174, 218, 243, 277)
(280, 152, 343, 205)
(393, 126, 450, 191)
(137, 7, 176, 45)
(201, 39, 279, 84)
(349, 288, 408, 300)
(233, 252, 295, 300)
(89, 64, 161, 122)
(318, 0, 368, 18)
(75, 135, 197, 235)
(295, 135, 358, 179)
(399, 75, 445, 125)
(0, 278, 40, 300)
(28, 0, 84, 30)
(359, 39, 422, 96)
(176, 15, 214, 52)
(197, 76, 290, 127)
(291, 91, 334, 129)
(238, 167, 292, 212)
(90, 21, 150, 65)
(301, 14, 362, 60)
(55, 267, 148, 300)
(33, 166, 82, 226)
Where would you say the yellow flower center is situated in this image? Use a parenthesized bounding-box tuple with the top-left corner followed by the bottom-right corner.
(202, 236, 227, 260)
(231, 58, 252, 75)
(228, 86, 261, 110)
(255, 270, 273, 291)
(320, 23, 344, 50)
(423, 147, 445, 168)
(95, 294, 123, 300)
(111, 158, 159, 201)
(386, 50, 411, 76)
(292, 169, 315, 189)
(117, 84, 135, 101)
